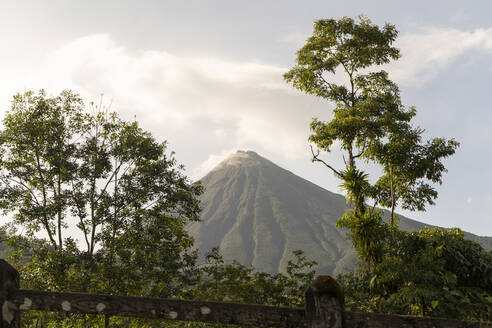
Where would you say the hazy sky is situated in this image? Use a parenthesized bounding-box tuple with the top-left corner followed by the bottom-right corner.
(1, 1, 492, 236)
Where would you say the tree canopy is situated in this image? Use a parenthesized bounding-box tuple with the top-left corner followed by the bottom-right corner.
(284, 16, 458, 227)
(340, 225, 492, 321)
(0, 90, 203, 299)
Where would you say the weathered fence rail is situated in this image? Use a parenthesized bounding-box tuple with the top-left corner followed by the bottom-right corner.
(8, 289, 306, 327)
(0, 260, 490, 328)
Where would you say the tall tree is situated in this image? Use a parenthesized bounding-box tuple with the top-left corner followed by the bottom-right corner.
(0, 90, 203, 297)
(284, 16, 458, 225)
(284, 16, 459, 270)
(284, 16, 405, 216)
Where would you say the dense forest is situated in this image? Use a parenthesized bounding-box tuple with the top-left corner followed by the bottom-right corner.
(0, 16, 490, 327)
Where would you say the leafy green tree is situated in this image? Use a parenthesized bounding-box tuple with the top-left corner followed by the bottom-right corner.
(283, 15, 459, 219)
(284, 16, 458, 263)
(340, 226, 492, 321)
(0, 90, 203, 300)
(284, 15, 404, 216)
(367, 121, 458, 228)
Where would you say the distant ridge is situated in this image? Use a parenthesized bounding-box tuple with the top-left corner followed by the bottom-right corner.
(188, 150, 492, 275)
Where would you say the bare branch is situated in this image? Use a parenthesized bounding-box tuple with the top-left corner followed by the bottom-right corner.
(353, 142, 367, 159)
(94, 161, 124, 204)
(310, 146, 342, 178)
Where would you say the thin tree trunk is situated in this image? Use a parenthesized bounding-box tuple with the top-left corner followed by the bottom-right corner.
(390, 165, 395, 228)
(35, 148, 57, 249)
(389, 165, 396, 252)
(57, 175, 63, 248)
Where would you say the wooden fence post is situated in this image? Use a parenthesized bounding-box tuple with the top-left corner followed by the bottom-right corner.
(0, 260, 20, 328)
(305, 275, 344, 328)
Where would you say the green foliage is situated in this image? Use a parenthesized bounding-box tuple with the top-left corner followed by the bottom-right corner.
(338, 167, 370, 213)
(0, 90, 202, 257)
(284, 16, 458, 225)
(0, 90, 204, 327)
(284, 16, 402, 166)
(336, 209, 390, 270)
(15, 247, 317, 327)
(284, 16, 416, 219)
(284, 16, 399, 102)
(191, 248, 317, 308)
(367, 120, 459, 227)
(339, 225, 492, 321)
(285, 14, 459, 286)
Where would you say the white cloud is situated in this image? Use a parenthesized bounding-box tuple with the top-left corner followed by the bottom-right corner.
(0, 34, 320, 171)
(278, 26, 492, 88)
(388, 27, 492, 85)
(192, 148, 237, 180)
(3, 27, 492, 181)
(466, 196, 473, 204)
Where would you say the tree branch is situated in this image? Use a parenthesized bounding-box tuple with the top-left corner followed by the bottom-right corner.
(310, 146, 342, 178)
(353, 142, 367, 159)
(315, 73, 351, 107)
(94, 161, 124, 204)
(0, 176, 41, 206)
(69, 180, 91, 252)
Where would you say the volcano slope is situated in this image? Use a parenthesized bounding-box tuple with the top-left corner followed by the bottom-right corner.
(188, 150, 492, 276)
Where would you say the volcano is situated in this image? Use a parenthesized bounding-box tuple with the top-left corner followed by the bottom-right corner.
(188, 150, 492, 275)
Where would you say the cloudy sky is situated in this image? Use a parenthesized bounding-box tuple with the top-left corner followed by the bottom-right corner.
(1, 0, 491, 236)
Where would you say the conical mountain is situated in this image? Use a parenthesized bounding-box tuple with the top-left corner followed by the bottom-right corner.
(189, 150, 492, 275)
(188, 150, 354, 275)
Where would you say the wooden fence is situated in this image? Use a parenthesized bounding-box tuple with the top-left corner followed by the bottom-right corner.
(0, 259, 490, 328)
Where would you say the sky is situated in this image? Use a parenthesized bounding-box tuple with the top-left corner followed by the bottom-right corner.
(0, 0, 491, 236)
